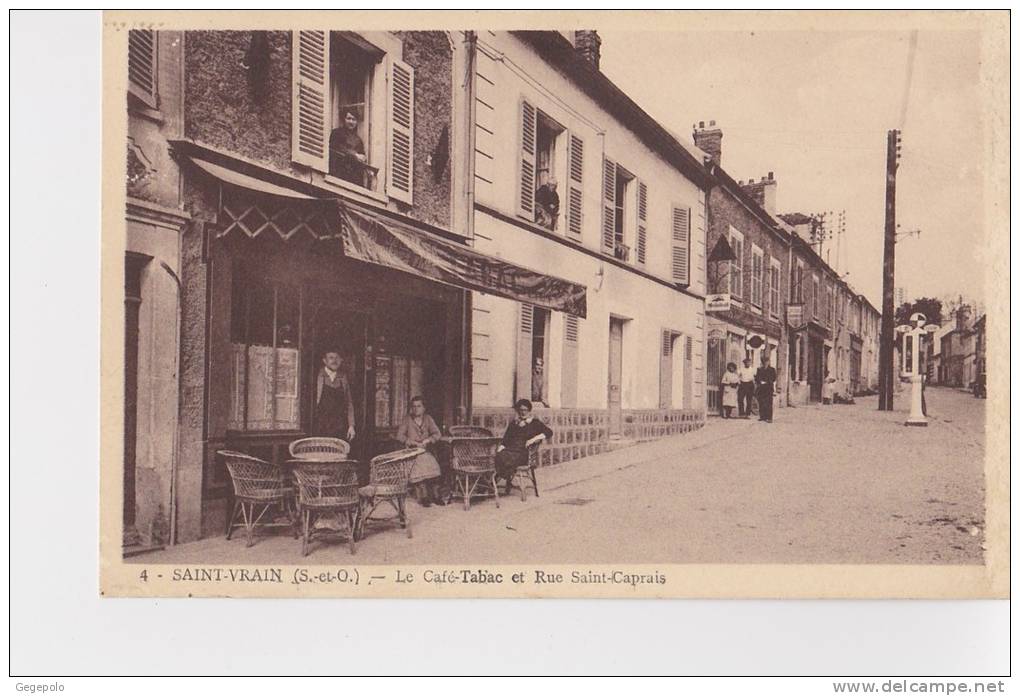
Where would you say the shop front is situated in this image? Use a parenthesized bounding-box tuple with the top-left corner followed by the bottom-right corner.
(180, 149, 586, 536)
(787, 319, 830, 405)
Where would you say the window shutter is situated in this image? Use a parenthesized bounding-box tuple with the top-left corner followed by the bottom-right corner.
(515, 303, 534, 402)
(566, 133, 584, 240)
(128, 29, 158, 108)
(683, 335, 694, 409)
(636, 180, 648, 266)
(291, 30, 330, 171)
(387, 58, 415, 204)
(561, 315, 580, 408)
(659, 329, 673, 409)
(518, 100, 537, 219)
(602, 158, 617, 254)
(671, 206, 691, 285)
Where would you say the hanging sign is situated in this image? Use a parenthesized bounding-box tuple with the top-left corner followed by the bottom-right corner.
(705, 293, 732, 312)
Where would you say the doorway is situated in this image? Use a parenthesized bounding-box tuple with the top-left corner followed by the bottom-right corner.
(311, 306, 369, 459)
(608, 318, 624, 437)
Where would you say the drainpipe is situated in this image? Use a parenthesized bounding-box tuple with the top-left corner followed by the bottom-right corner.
(159, 260, 183, 546)
(461, 31, 477, 425)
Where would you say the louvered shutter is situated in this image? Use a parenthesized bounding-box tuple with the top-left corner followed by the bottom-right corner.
(659, 329, 673, 409)
(561, 315, 580, 407)
(602, 158, 617, 254)
(683, 335, 694, 409)
(636, 180, 648, 266)
(671, 206, 691, 285)
(763, 255, 771, 315)
(518, 100, 537, 219)
(291, 30, 330, 171)
(387, 58, 414, 204)
(515, 304, 534, 402)
(566, 133, 584, 240)
(128, 29, 158, 108)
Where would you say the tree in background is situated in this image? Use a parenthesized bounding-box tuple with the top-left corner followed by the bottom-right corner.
(895, 296, 943, 326)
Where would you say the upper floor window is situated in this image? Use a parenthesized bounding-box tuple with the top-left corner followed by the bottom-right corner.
(128, 29, 158, 109)
(519, 101, 587, 241)
(292, 31, 413, 203)
(750, 245, 764, 308)
(793, 260, 805, 304)
(769, 258, 781, 319)
(598, 158, 630, 261)
(729, 227, 744, 298)
(812, 274, 821, 318)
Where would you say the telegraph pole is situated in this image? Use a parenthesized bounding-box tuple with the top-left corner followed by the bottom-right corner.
(878, 129, 901, 410)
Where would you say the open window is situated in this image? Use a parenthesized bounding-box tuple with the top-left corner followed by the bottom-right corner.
(519, 101, 565, 232)
(601, 159, 633, 261)
(292, 31, 413, 202)
(328, 34, 382, 190)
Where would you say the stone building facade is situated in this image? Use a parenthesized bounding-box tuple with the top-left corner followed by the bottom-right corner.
(123, 29, 189, 552)
(694, 122, 790, 413)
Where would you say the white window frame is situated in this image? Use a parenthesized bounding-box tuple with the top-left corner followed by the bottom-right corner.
(729, 226, 744, 299)
(750, 244, 764, 311)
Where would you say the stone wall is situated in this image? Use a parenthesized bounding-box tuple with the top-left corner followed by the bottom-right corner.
(184, 30, 453, 229)
(470, 407, 705, 468)
(620, 409, 705, 442)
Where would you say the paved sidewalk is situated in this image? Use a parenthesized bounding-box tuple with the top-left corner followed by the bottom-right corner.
(131, 387, 985, 565)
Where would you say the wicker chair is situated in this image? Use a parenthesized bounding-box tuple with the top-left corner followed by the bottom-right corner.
(449, 436, 502, 511)
(357, 448, 423, 540)
(219, 450, 297, 547)
(288, 437, 350, 460)
(292, 461, 361, 556)
(509, 435, 545, 501)
(447, 425, 494, 437)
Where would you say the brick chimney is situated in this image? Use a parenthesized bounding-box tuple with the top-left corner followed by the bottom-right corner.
(693, 120, 723, 165)
(740, 171, 778, 215)
(573, 30, 602, 69)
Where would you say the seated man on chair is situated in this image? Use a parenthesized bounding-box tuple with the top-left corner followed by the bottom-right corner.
(495, 399, 553, 496)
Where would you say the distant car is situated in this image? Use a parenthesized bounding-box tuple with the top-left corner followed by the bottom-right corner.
(973, 373, 986, 399)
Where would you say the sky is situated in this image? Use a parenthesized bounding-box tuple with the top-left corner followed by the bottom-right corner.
(598, 28, 987, 310)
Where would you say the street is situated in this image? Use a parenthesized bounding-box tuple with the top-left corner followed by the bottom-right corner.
(134, 386, 985, 566)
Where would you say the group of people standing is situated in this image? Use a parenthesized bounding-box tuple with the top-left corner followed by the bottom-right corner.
(720, 355, 778, 422)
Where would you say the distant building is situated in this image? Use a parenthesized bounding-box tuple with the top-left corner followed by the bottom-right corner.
(695, 120, 789, 413)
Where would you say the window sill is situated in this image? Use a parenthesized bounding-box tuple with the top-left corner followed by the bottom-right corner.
(128, 99, 164, 125)
(322, 174, 389, 205)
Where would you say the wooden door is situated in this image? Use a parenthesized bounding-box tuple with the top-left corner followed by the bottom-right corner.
(608, 318, 624, 436)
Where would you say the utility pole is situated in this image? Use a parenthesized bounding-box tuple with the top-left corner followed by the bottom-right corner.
(878, 129, 901, 410)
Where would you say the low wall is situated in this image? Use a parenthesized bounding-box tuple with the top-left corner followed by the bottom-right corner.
(470, 407, 705, 468)
(620, 409, 705, 442)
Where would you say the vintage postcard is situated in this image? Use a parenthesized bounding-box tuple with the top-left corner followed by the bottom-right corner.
(100, 10, 1009, 598)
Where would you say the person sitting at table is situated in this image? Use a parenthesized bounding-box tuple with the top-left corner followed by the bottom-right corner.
(396, 396, 445, 507)
(494, 399, 553, 496)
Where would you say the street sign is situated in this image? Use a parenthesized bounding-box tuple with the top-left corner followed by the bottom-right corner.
(747, 335, 765, 349)
(705, 293, 731, 312)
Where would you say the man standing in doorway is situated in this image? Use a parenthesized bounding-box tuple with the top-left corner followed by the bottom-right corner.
(755, 354, 778, 423)
(314, 349, 356, 442)
(737, 357, 756, 418)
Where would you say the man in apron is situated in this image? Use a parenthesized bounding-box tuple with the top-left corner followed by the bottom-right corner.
(314, 350, 356, 442)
